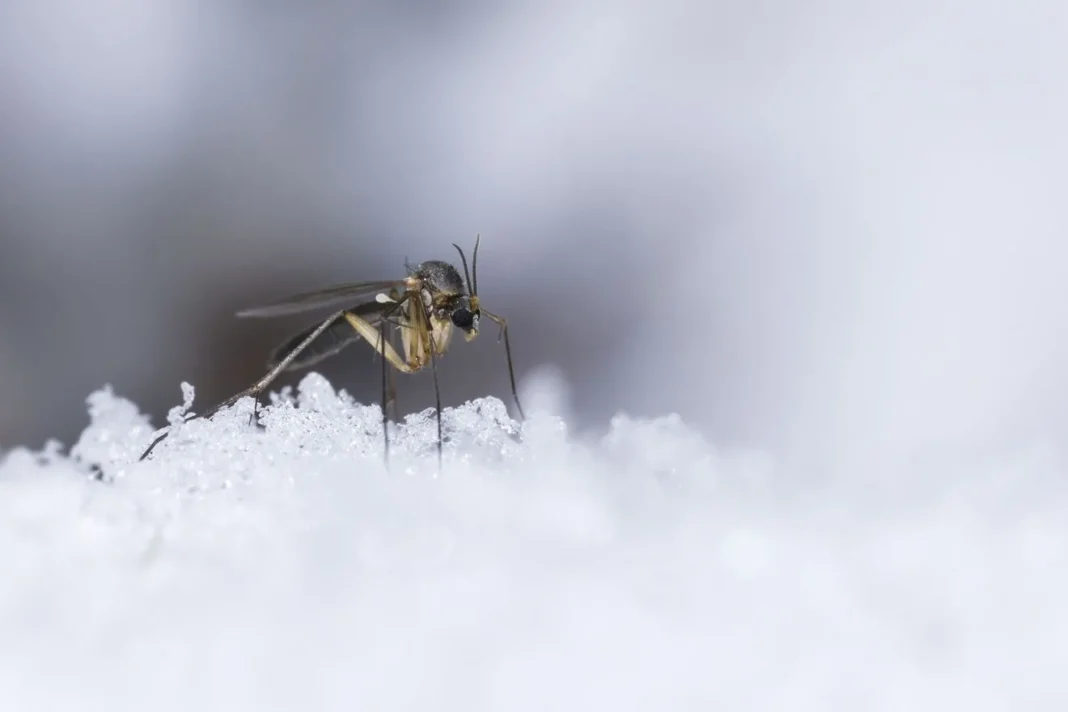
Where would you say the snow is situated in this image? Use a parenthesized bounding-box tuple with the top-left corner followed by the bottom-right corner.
(1, 372, 1066, 711)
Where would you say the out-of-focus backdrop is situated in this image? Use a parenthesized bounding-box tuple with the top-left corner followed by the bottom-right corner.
(2, 0, 1065, 475)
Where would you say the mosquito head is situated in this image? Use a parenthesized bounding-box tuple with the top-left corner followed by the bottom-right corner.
(449, 235, 482, 341)
(450, 294, 481, 342)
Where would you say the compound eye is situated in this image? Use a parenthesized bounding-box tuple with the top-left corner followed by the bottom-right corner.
(451, 308, 474, 329)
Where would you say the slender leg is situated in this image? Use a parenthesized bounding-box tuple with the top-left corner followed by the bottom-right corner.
(139, 309, 349, 461)
(345, 302, 419, 467)
(481, 310, 525, 421)
(411, 297, 444, 470)
(430, 354, 442, 469)
(384, 359, 399, 461)
(380, 312, 390, 467)
(386, 367, 398, 422)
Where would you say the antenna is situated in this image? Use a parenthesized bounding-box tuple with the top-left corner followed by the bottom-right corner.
(452, 242, 473, 295)
(471, 233, 481, 296)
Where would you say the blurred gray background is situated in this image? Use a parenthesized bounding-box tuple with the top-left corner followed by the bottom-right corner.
(2, 0, 1065, 475)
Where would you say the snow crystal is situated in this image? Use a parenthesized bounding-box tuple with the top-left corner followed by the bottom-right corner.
(0, 372, 1066, 711)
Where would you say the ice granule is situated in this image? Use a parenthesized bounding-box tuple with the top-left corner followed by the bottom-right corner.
(0, 371, 1066, 711)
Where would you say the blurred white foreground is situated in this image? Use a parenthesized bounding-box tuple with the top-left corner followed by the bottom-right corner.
(0, 372, 1065, 711)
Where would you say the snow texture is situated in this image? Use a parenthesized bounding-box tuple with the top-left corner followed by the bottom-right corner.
(1, 372, 1066, 711)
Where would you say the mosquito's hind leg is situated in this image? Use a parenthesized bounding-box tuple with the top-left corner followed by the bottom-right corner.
(139, 309, 349, 462)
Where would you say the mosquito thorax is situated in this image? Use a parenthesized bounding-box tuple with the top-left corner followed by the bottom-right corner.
(413, 260, 467, 296)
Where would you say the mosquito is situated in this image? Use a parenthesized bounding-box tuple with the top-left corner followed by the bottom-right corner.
(138, 235, 524, 466)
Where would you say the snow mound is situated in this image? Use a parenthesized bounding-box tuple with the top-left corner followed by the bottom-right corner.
(0, 373, 1065, 711)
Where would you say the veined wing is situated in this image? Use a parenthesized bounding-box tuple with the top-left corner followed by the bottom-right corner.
(265, 300, 404, 370)
(235, 280, 409, 318)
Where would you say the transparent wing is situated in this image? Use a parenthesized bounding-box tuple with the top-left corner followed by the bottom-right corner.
(265, 300, 400, 370)
(235, 280, 409, 318)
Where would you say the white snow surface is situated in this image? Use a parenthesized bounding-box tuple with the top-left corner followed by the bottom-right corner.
(1, 372, 1066, 711)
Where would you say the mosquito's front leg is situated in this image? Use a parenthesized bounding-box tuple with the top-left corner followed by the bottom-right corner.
(385, 364, 398, 422)
(481, 309, 525, 421)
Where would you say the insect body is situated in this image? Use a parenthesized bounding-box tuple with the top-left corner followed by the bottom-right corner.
(138, 235, 524, 466)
